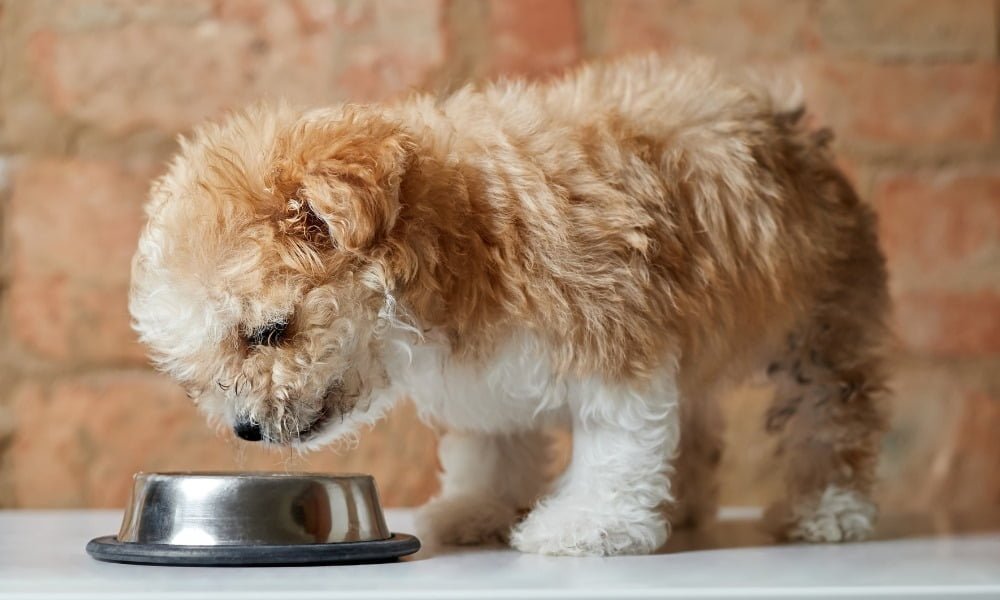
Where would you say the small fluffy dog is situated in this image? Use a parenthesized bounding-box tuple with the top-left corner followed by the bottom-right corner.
(130, 56, 889, 556)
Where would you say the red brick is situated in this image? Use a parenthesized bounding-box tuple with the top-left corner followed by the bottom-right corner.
(7, 159, 152, 363)
(7, 274, 73, 361)
(25, 0, 445, 135)
(878, 358, 1000, 511)
(803, 60, 999, 148)
(7, 274, 146, 364)
(894, 290, 1000, 357)
(36, 0, 211, 32)
(9, 159, 150, 282)
(489, 0, 581, 78)
(939, 391, 1000, 508)
(8, 373, 192, 507)
(874, 170, 1000, 291)
(7, 382, 85, 507)
(8, 373, 437, 508)
(817, 0, 997, 60)
(28, 21, 312, 134)
(604, 0, 814, 57)
(331, 0, 446, 102)
(215, 0, 355, 31)
(213, 0, 278, 24)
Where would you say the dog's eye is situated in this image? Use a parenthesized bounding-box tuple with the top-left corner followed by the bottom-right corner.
(246, 320, 289, 347)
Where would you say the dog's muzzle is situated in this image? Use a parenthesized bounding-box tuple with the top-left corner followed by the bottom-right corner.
(232, 408, 329, 444)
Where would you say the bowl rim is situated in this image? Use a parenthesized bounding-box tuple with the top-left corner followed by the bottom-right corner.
(87, 532, 421, 566)
(133, 471, 375, 480)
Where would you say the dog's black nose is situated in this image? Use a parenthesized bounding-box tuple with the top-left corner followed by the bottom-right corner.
(233, 420, 263, 442)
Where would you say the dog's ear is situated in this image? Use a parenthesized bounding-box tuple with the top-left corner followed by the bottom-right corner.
(276, 107, 414, 253)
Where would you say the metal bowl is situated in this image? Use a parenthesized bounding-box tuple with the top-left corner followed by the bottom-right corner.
(118, 472, 391, 546)
(87, 472, 420, 566)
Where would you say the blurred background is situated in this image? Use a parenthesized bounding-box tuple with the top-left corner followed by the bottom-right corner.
(0, 0, 997, 512)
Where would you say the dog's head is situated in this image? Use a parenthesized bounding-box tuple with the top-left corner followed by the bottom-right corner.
(129, 104, 416, 448)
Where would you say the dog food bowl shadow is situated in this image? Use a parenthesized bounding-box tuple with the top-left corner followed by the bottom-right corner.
(86, 472, 420, 566)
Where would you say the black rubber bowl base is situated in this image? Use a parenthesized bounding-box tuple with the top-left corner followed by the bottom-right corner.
(86, 533, 420, 567)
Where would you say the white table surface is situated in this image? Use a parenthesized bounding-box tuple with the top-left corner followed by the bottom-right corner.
(1, 508, 999, 599)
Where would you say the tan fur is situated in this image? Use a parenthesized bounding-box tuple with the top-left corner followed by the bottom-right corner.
(130, 55, 890, 548)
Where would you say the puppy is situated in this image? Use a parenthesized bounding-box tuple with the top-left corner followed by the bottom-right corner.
(130, 55, 890, 556)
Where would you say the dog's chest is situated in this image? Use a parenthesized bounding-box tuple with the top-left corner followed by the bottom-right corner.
(386, 331, 569, 432)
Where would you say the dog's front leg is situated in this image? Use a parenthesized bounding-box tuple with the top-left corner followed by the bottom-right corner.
(416, 430, 550, 546)
(510, 370, 681, 556)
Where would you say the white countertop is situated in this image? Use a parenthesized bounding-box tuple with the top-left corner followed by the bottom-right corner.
(1, 508, 999, 599)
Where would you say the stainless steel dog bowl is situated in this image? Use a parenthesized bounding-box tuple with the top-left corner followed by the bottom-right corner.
(86, 472, 420, 566)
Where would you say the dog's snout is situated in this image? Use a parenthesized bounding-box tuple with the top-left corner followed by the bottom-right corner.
(233, 419, 263, 442)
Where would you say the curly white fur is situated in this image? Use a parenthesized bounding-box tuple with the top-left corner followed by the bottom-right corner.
(399, 328, 681, 556)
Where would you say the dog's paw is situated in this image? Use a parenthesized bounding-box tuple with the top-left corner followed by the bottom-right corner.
(416, 494, 518, 546)
(780, 486, 877, 543)
(509, 500, 667, 556)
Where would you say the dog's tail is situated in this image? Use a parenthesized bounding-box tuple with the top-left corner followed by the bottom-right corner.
(755, 73, 836, 150)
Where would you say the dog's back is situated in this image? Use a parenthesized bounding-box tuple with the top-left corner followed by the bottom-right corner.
(395, 56, 887, 386)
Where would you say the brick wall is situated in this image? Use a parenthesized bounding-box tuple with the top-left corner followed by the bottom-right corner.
(0, 0, 997, 511)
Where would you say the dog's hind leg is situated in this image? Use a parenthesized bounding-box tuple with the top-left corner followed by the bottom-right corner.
(763, 225, 890, 542)
(416, 429, 550, 546)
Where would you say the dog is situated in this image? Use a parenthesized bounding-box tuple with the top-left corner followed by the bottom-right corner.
(129, 55, 890, 556)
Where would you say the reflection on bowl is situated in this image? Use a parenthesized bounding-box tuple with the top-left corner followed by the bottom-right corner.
(117, 472, 390, 546)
